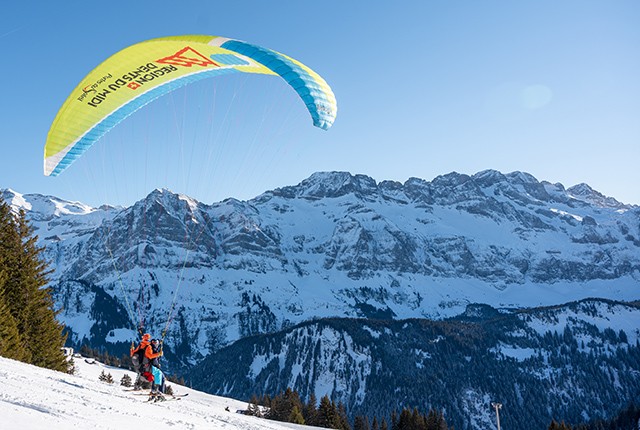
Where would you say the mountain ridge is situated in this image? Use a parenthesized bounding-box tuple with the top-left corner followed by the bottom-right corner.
(2, 170, 639, 371)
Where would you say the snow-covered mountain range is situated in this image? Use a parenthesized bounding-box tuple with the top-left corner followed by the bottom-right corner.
(3, 170, 639, 371)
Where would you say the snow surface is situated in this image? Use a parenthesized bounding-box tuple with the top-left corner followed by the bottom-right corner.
(0, 354, 320, 430)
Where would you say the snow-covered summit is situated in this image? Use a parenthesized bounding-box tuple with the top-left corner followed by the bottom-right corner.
(269, 171, 378, 200)
(2, 188, 96, 216)
(567, 183, 626, 209)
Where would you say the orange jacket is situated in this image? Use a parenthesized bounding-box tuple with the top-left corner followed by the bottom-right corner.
(145, 343, 162, 359)
(130, 340, 150, 357)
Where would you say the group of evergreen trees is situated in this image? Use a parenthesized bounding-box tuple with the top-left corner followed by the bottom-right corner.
(247, 388, 351, 429)
(0, 202, 68, 371)
(548, 403, 640, 430)
(79, 344, 130, 368)
(246, 387, 451, 430)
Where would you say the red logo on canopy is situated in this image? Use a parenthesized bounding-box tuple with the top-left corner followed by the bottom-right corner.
(157, 47, 220, 68)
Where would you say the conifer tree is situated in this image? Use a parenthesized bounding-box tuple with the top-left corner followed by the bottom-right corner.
(397, 408, 413, 430)
(391, 410, 398, 430)
(411, 407, 425, 430)
(120, 373, 132, 387)
(0, 275, 29, 361)
(336, 402, 351, 430)
(99, 370, 114, 384)
(0, 203, 68, 371)
(288, 405, 305, 425)
(303, 392, 319, 426)
(15, 209, 68, 371)
(380, 417, 389, 430)
(372, 416, 380, 430)
(0, 203, 28, 361)
(425, 409, 445, 430)
(317, 395, 338, 429)
(267, 388, 305, 423)
(354, 415, 371, 430)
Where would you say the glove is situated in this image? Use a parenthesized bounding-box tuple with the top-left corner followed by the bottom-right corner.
(158, 351, 163, 357)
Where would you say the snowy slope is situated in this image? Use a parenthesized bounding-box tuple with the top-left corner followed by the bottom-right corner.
(0, 354, 316, 430)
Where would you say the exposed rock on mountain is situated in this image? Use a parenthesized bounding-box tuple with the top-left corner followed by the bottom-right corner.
(3, 170, 639, 373)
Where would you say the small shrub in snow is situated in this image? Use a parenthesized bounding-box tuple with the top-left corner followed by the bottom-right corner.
(98, 370, 114, 384)
(120, 374, 132, 387)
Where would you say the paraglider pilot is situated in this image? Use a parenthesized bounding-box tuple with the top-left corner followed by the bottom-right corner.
(130, 332, 164, 394)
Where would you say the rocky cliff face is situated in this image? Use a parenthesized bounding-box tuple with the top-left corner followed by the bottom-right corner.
(3, 170, 639, 372)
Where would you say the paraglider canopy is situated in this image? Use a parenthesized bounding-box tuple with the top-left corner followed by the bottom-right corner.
(44, 35, 337, 177)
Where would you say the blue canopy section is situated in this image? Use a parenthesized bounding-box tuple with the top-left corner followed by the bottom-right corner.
(221, 40, 336, 130)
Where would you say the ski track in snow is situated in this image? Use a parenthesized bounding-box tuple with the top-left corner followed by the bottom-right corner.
(0, 355, 320, 430)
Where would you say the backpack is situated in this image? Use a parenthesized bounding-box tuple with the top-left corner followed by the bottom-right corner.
(131, 344, 147, 373)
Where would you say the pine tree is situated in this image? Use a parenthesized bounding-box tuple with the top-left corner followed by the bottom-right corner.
(120, 373, 132, 387)
(381, 417, 389, 430)
(317, 395, 337, 429)
(99, 370, 114, 384)
(397, 408, 413, 430)
(355, 415, 371, 430)
(372, 416, 380, 430)
(0, 204, 29, 361)
(411, 407, 426, 430)
(288, 405, 305, 425)
(303, 392, 319, 426)
(0, 272, 29, 361)
(424, 409, 439, 430)
(16, 209, 68, 371)
(267, 388, 305, 424)
(0, 203, 67, 371)
(336, 402, 351, 430)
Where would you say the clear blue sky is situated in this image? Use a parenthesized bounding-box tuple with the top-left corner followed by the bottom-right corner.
(1, 1, 639, 207)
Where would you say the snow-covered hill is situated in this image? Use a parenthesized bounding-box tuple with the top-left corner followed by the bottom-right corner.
(0, 353, 313, 430)
(2, 170, 639, 372)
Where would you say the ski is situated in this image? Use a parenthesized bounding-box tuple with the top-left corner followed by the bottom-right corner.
(145, 393, 188, 403)
(135, 392, 189, 402)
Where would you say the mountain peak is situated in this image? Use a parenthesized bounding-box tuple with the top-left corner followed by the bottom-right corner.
(505, 171, 539, 184)
(143, 188, 199, 209)
(472, 169, 507, 184)
(567, 183, 626, 209)
(431, 171, 472, 187)
(273, 171, 378, 199)
(1, 188, 30, 211)
(1, 189, 97, 216)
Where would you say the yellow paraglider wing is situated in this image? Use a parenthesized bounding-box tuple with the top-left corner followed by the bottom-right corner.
(44, 35, 337, 176)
